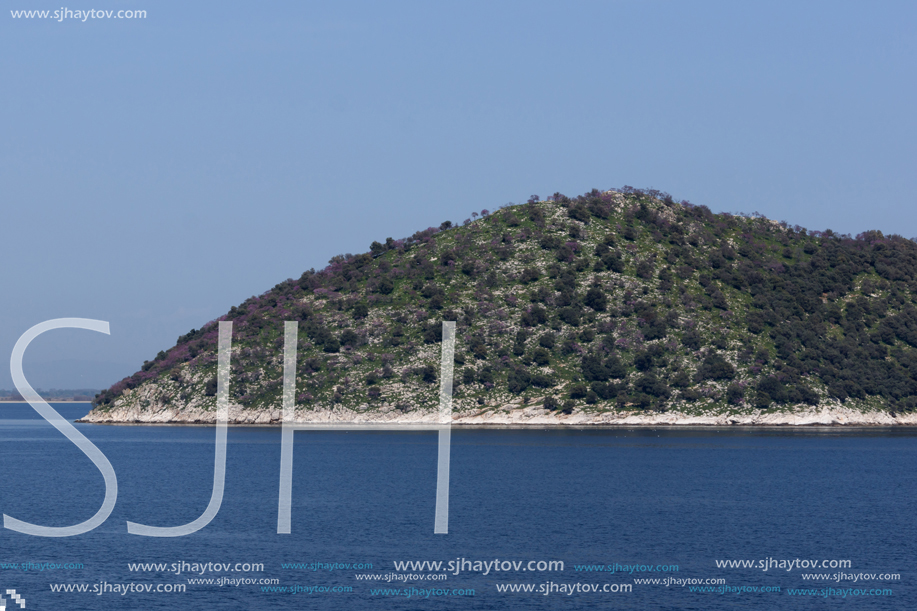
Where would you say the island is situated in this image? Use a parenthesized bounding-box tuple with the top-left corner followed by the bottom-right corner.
(81, 188, 917, 426)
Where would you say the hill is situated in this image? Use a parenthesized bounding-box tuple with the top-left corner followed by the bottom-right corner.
(84, 188, 917, 425)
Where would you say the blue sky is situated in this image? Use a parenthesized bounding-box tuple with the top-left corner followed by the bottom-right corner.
(1, 0, 915, 389)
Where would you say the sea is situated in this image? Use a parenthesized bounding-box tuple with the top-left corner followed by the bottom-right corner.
(1, 402, 914, 609)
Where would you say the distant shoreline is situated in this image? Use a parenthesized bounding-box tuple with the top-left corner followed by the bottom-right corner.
(0, 400, 92, 403)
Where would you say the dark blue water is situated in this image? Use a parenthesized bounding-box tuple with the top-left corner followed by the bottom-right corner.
(1, 403, 914, 609)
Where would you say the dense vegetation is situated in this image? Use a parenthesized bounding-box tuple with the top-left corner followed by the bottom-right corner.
(92, 188, 917, 418)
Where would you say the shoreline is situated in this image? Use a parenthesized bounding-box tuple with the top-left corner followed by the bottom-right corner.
(75, 404, 917, 427)
(73, 421, 917, 429)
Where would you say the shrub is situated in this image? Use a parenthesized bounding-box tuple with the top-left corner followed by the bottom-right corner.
(423, 324, 442, 344)
(544, 396, 559, 410)
(798, 385, 820, 406)
(636, 260, 654, 278)
(695, 353, 734, 381)
(635, 373, 669, 398)
(520, 267, 540, 283)
(323, 337, 340, 353)
(757, 376, 787, 403)
(352, 303, 369, 319)
(671, 371, 690, 388)
(568, 205, 590, 223)
(634, 351, 655, 371)
(507, 368, 531, 393)
(569, 383, 588, 399)
(532, 348, 551, 366)
(538, 235, 560, 250)
(341, 329, 359, 347)
(682, 331, 702, 351)
(538, 332, 556, 349)
(726, 383, 744, 405)
(602, 253, 624, 272)
(522, 306, 548, 327)
(558, 307, 581, 326)
(747, 313, 764, 334)
(376, 277, 395, 294)
(632, 393, 653, 410)
(531, 373, 555, 388)
(584, 287, 607, 311)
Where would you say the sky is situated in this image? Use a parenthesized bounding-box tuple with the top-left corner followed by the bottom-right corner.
(1, 0, 915, 390)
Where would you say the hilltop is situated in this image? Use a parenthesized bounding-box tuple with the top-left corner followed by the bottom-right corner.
(83, 188, 917, 425)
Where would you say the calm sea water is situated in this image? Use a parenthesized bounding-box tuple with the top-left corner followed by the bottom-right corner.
(1, 403, 914, 609)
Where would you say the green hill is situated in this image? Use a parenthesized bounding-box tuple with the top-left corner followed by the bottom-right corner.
(89, 188, 917, 421)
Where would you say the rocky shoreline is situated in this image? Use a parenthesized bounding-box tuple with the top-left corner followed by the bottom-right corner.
(78, 403, 917, 427)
